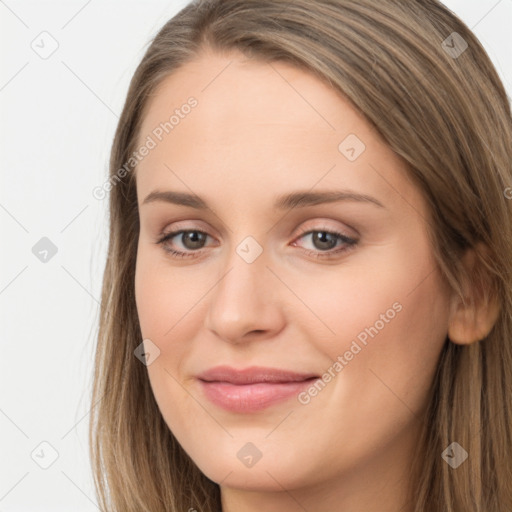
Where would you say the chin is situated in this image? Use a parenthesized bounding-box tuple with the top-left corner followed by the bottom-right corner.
(189, 445, 313, 492)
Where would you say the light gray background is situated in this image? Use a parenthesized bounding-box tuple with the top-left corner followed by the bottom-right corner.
(1, 1, 511, 510)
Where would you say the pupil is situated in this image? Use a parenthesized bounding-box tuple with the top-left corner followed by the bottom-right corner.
(184, 231, 205, 249)
(313, 231, 337, 250)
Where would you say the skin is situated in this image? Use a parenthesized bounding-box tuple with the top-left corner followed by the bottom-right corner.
(134, 48, 496, 512)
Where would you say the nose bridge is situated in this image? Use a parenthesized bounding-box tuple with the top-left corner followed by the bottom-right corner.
(213, 234, 268, 315)
(205, 234, 281, 342)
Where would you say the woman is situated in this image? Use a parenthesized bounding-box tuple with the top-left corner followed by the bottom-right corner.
(89, 1, 512, 510)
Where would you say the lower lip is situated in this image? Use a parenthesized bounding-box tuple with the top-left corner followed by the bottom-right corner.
(198, 378, 317, 413)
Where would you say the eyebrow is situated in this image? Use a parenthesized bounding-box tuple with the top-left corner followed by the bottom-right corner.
(142, 189, 385, 210)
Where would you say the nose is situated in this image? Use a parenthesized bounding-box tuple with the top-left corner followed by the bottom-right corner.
(204, 242, 285, 345)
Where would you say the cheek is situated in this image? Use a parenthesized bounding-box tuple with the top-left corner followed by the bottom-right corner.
(307, 240, 451, 418)
(134, 251, 206, 440)
(285, 247, 450, 469)
(288, 227, 449, 373)
(134, 245, 204, 342)
(134, 246, 211, 392)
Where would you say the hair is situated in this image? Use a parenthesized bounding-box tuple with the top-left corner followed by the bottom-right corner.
(89, 1, 512, 510)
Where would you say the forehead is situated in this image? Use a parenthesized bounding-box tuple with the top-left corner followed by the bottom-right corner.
(135, 49, 421, 217)
(139, 49, 369, 146)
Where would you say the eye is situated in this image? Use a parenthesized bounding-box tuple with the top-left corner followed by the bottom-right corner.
(291, 227, 358, 259)
(155, 229, 212, 259)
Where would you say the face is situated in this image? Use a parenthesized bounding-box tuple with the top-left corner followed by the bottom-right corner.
(134, 49, 452, 499)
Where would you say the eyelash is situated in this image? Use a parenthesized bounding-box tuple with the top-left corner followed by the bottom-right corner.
(155, 226, 358, 260)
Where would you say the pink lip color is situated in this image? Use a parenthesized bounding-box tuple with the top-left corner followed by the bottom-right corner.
(196, 365, 318, 413)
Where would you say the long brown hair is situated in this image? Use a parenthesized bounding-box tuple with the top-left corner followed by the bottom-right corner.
(89, 1, 512, 510)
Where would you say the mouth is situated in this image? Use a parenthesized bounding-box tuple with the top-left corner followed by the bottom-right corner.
(196, 365, 320, 413)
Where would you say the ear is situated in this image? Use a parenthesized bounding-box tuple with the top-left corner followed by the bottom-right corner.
(447, 244, 501, 345)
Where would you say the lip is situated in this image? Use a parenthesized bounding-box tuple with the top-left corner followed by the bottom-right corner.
(197, 365, 319, 413)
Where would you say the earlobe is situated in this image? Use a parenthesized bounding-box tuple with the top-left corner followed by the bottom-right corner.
(447, 297, 500, 344)
(447, 246, 501, 345)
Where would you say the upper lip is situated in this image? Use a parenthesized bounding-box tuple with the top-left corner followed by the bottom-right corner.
(197, 365, 319, 385)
